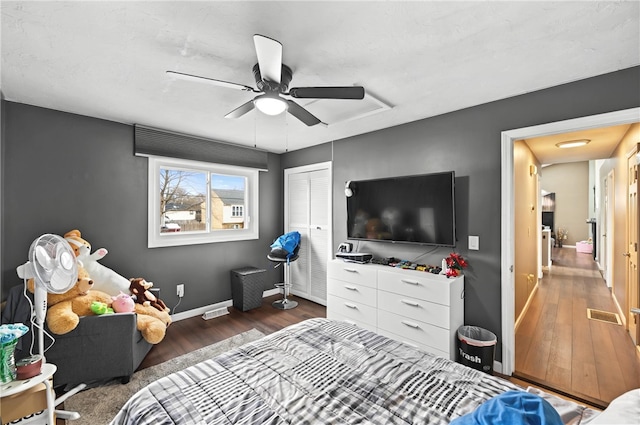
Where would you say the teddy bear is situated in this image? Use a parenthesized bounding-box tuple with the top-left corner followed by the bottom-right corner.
(133, 303, 172, 344)
(63, 229, 91, 258)
(27, 266, 113, 335)
(64, 229, 131, 296)
(29, 267, 171, 344)
(129, 277, 170, 313)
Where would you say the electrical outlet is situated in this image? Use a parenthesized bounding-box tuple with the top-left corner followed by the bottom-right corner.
(177, 283, 184, 298)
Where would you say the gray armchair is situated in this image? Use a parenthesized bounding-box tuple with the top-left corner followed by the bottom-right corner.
(1, 285, 152, 389)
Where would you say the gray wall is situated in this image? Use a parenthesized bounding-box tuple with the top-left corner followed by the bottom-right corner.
(283, 66, 640, 361)
(2, 67, 639, 361)
(1, 102, 284, 312)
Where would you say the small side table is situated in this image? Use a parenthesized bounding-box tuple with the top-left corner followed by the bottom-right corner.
(1, 362, 56, 424)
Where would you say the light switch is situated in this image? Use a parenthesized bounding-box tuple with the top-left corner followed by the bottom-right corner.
(469, 235, 479, 250)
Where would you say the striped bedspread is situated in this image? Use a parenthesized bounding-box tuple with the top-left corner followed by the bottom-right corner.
(109, 318, 532, 424)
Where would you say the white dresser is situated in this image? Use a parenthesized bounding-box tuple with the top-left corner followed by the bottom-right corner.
(327, 259, 464, 360)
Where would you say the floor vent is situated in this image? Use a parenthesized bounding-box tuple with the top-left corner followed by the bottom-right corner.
(587, 308, 621, 325)
(202, 307, 229, 320)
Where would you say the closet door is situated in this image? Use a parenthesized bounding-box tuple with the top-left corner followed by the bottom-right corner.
(287, 172, 310, 298)
(285, 162, 332, 305)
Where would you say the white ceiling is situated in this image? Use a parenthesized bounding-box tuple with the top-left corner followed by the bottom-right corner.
(1, 1, 639, 154)
(524, 124, 633, 165)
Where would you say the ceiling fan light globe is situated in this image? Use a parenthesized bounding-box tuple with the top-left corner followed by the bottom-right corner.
(254, 96, 287, 116)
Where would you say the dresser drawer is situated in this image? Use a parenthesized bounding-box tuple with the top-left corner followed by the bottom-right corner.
(327, 261, 377, 288)
(377, 309, 450, 354)
(377, 328, 450, 359)
(378, 269, 455, 305)
(328, 294, 376, 326)
(328, 279, 377, 307)
(377, 291, 450, 329)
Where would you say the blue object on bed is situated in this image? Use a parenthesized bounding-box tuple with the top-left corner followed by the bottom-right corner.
(450, 390, 563, 425)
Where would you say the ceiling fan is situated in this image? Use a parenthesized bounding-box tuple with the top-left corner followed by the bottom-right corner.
(167, 34, 365, 126)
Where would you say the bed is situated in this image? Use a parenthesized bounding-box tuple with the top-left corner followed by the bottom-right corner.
(111, 318, 599, 425)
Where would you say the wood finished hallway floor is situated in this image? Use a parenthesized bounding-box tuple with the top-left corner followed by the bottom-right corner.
(515, 247, 640, 408)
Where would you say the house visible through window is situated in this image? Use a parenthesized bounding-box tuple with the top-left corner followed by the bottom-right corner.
(148, 156, 259, 247)
(231, 205, 244, 217)
(211, 176, 246, 230)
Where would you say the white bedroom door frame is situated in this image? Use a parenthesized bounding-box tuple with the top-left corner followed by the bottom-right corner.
(284, 161, 333, 306)
(605, 170, 615, 287)
(500, 107, 640, 376)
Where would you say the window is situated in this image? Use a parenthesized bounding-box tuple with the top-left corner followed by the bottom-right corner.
(148, 156, 259, 247)
(231, 205, 244, 217)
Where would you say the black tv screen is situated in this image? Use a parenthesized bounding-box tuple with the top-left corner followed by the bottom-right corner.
(346, 172, 456, 247)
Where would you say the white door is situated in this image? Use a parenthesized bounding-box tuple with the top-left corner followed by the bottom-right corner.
(626, 148, 639, 345)
(285, 162, 332, 305)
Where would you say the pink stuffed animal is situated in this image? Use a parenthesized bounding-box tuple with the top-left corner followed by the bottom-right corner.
(111, 291, 135, 313)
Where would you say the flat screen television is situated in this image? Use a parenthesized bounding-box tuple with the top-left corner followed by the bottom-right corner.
(346, 171, 456, 247)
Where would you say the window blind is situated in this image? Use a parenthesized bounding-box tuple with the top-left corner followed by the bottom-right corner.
(134, 125, 268, 170)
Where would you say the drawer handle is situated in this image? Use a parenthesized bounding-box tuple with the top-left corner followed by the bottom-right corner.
(344, 285, 358, 291)
(401, 320, 420, 329)
(401, 299, 420, 307)
(344, 302, 358, 309)
(344, 268, 359, 273)
(401, 279, 419, 285)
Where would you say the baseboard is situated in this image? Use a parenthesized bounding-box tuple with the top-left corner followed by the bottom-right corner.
(171, 289, 281, 322)
(264, 288, 280, 297)
(493, 360, 503, 374)
(171, 300, 232, 322)
(515, 282, 539, 333)
(612, 292, 626, 327)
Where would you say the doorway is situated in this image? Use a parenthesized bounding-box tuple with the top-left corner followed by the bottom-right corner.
(500, 108, 640, 377)
(284, 161, 332, 305)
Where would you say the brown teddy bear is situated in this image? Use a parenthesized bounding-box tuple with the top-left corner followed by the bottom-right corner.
(128, 278, 172, 344)
(63, 229, 91, 258)
(129, 277, 170, 313)
(28, 268, 172, 344)
(27, 266, 112, 334)
(133, 303, 172, 344)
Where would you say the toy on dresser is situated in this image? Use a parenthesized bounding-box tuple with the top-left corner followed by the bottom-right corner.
(370, 257, 442, 274)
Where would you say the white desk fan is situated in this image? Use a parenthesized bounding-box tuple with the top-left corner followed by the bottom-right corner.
(16, 234, 85, 423)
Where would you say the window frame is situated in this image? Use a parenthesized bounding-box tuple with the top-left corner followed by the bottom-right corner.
(147, 155, 259, 248)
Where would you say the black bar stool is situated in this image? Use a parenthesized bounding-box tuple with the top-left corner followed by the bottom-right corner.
(267, 253, 299, 310)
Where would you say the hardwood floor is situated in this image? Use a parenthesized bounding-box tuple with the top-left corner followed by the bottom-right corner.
(515, 247, 640, 408)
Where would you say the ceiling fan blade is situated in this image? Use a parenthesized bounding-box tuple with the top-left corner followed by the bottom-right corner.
(287, 86, 365, 99)
(286, 100, 322, 126)
(167, 71, 258, 92)
(225, 100, 256, 119)
(253, 34, 282, 84)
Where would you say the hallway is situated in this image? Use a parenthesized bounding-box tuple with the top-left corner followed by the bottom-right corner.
(515, 247, 640, 408)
